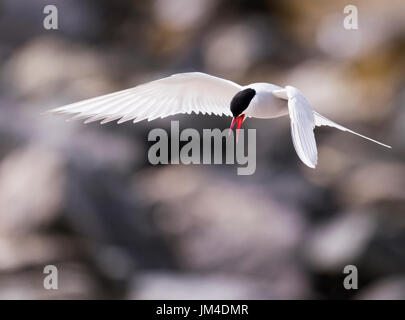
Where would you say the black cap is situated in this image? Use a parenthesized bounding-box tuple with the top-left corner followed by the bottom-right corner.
(230, 88, 256, 117)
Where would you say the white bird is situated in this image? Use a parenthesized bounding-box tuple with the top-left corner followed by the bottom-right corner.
(49, 72, 391, 168)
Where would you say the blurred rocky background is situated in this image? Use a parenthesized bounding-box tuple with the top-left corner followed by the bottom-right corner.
(0, 0, 404, 299)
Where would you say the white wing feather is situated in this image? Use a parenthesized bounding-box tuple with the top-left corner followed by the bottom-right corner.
(287, 94, 318, 168)
(49, 72, 242, 123)
(273, 87, 391, 168)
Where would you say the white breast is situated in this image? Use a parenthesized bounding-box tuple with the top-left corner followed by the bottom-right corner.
(243, 83, 289, 119)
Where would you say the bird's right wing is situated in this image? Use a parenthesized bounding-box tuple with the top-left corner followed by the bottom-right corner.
(48, 72, 242, 124)
(273, 87, 391, 169)
(287, 94, 318, 168)
(273, 87, 318, 168)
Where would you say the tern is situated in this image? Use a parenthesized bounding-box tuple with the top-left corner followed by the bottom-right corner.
(49, 72, 391, 168)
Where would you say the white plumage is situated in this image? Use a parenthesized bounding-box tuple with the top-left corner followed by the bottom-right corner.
(51, 72, 240, 123)
(49, 72, 391, 168)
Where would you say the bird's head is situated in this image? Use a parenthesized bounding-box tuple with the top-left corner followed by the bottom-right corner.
(229, 88, 256, 142)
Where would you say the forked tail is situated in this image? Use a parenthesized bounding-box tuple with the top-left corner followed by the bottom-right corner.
(313, 112, 391, 149)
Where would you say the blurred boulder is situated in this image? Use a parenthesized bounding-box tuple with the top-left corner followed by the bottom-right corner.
(336, 162, 405, 205)
(133, 166, 306, 276)
(303, 211, 376, 271)
(0, 235, 76, 272)
(130, 269, 310, 299)
(0, 146, 64, 235)
(204, 23, 263, 78)
(154, 0, 216, 32)
(359, 276, 405, 300)
(2, 37, 111, 98)
(0, 263, 101, 299)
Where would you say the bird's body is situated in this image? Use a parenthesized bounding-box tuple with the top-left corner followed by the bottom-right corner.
(242, 83, 288, 119)
(49, 72, 391, 168)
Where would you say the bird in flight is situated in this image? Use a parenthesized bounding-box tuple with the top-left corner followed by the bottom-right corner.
(49, 72, 391, 168)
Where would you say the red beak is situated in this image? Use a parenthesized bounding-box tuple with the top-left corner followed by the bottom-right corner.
(229, 114, 246, 142)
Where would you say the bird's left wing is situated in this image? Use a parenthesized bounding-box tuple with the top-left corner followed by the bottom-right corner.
(49, 72, 242, 124)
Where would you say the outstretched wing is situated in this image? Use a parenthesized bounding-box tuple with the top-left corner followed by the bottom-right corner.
(49, 72, 242, 124)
